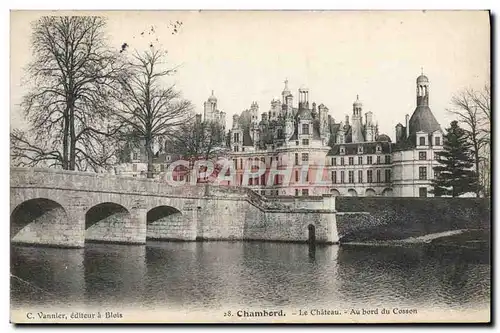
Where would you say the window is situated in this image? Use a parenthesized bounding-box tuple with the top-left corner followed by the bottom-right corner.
(377, 156, 381, 164)
(277, 129, 283, 139)
(419, 136, 426, 146)
(358, 146, 363, 154)
(242, 147, 245, 152)
(332, 158, 336, 166)
(261, 174, 266, 186)
(385, 169, 391, 182)
(302, 139, 309, 145)
(249, 178, 253, 185)
(367, 156, 373, 164)
(234, 146, 239, 152)
(295, 170, 299, 182)
(349, 157, 354, 165)
(419, 152, 427, 160)
(304, 171, 309, 182)
(302, 123, 310, 135)
(341, 171, 345, 184)
(348, 171, 354, 183)
(385, 155, 391, 164)
(358, 156, 363, 165)
(132, 163, 137, 172)
(240, 159, 243, 169)
(435, 170, 441, 178)
(302, 153, 309, 162)
(295, 189, 299, 196)
(160, 164, 165, 172)
(302, 189, 309, 196)
(376, 145, 381, 152)
(234, 133, 240, 142)
(434, 152, 439, 161)
(294, 153, 299, 165)
(340, 147, 345, 154)
(367, 170, 373, 183)
(358, 170, 363, 183)
(419, 187, 428, 197)
(419, 166, 427, 180)
(332, 171, 337, 184)
(435, 137, 441, 146)
(132, 152, 138, 160)
(341, 157, 345, 166)
(234, 159, 237, 170)
(296, 141, 299, 146)
(376, 170, 381, 183)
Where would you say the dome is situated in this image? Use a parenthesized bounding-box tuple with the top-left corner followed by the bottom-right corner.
(376, 134, 392, 142)
(409, 105, 441, 135)
(208, 90, 217, 102)
(416, 74, 429, 83)
(282, 79, 291, 96)
(353, 95, 362, 107)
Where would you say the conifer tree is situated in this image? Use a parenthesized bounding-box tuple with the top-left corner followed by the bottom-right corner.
(432, 121, 479, 197)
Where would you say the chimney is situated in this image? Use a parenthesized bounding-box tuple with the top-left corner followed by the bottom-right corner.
(405, 114, 410, 138)
(345, 115, 349, 126)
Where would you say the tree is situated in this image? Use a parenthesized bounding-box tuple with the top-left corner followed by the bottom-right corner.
(112, 47, 193, 178)
(170, 115, 225, 160)
(169, 115, 226, 182)
(448, 85, 491, 196)
(11, 16, 126, 171)
(432, 121, 479, 197)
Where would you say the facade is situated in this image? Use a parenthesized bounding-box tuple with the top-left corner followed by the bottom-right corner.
(227, 73, 443, 197)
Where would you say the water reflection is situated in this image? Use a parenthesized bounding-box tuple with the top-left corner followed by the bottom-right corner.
(11, 241, 490, 311)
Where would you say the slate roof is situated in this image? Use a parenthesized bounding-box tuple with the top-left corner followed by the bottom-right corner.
(327, 141, 393, 156)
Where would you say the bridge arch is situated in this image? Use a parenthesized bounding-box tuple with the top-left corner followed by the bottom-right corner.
(347, 189, 358, 197)
(85, 202, 132, 243)
(146, 205, 186, 241)
(10, 198, 71, 246)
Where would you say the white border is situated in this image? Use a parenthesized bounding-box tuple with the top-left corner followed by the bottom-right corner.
(2, 1, 497, 332)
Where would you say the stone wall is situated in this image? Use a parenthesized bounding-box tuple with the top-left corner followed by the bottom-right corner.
(336, 197, 491, 242)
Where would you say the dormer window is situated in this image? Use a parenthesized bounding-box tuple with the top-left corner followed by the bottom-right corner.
(376, 145, 382, 153)
(358, 146, 363, 154)
(302, 123, 310, 135)
(435, 136, 441, 146)
(340, 146, 345, 155)
(419, 136, 426, 146)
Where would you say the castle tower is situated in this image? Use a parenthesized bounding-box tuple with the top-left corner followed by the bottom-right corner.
(250, 102, 260, 144)
(351, 95, 365, 143)
(282, 79, 291, 104)
(416, 69, 430, 107)
(298, 87, 309, 110)
(203, 90, 217, 122)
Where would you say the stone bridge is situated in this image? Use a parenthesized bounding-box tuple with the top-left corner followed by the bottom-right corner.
(10, 168, 339, 248)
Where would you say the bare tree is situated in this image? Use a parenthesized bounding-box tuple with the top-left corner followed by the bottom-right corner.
(112, 47, 193, 178)
(11, 16, 126, 171)
(170, 115, 225, 159)
(448, 85, 491, 197)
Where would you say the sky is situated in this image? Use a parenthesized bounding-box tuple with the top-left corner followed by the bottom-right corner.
(10, 10, 490, 139)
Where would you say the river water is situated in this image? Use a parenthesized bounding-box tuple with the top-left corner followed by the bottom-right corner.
(11, 241, 490, 314)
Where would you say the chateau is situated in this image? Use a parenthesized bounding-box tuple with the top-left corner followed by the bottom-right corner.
(224, 72, 443, 197)
(120, 72, 444, 198)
